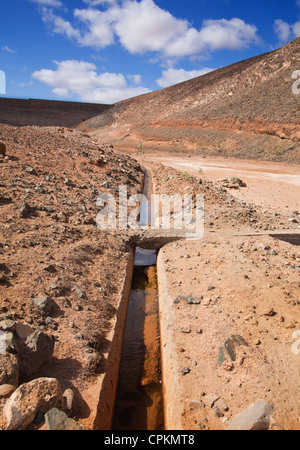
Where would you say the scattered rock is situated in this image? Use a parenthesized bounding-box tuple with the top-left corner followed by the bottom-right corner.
(3, 377, 63, 430)
(0, 353, 19, 386)
(63, 388, 76, 416)
(45, 408, 88, 430)
(202, 393, 220, 408)
(174, 294, 201, 305)
(218, 335, 248, 366)
(179, 326, 192, 334)
(20, 202, 31, 218)
(0, 141, 6, 156)
(262, 307, 276, 317)
(33, 294, 54, 314)
(15, 322, 35, 340)
(0, 319, 16, 332)
(0, 384, 16, 399)
(19, 329, 55, 377)
(226, 401, 273, 430)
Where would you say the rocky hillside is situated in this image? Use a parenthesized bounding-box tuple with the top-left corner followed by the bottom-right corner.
(0, 124, 144, 429)
(81, 38, 300, 163)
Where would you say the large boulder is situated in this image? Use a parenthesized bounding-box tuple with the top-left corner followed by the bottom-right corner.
(3, 377, 63, 430)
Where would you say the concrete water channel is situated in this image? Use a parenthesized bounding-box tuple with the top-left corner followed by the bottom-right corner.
(112, 170, 164, 430)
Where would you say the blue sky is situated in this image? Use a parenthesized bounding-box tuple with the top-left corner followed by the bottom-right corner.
(1, 0, 300, 103)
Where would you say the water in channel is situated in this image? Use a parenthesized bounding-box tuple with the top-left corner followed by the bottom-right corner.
(112, 248, 164, 430)
(112, 170, 164, 430)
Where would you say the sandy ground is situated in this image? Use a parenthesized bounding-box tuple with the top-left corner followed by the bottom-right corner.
(158, 233, 300, 430)
(142, 156, 300, 430)
(131, 151, 300, 216)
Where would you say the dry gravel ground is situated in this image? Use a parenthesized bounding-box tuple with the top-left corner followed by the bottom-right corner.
(158, 233, 300, 430)
(147, 160, 299, 430)
(0, 123, 299, 430)
(0, 124, 144, 429)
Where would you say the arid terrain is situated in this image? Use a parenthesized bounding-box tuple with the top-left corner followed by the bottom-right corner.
(0, 37, 299, 431)
(80, 37, 300, 164)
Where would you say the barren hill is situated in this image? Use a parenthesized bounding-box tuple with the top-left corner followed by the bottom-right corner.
(81, 38, 300, 163)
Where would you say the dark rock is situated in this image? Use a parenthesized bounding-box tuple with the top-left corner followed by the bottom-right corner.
(218, 335, 248, 366)
(0, 142, 6, 156)
(175, 294, 201, 305)
(20, 203, 31, 218)
(33, 294, 54, 314)
(19, 329, 54, 377)
(45, 408, 88, 430)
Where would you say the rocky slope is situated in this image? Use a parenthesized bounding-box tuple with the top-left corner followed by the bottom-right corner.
(0, 124, 144, 429)
(80, 38, 300, 163)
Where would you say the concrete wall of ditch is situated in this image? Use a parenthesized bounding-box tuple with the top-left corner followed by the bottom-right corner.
(156, 248, 185, 430)
(0, 98, 112, 128)
(83, 247, 135, 430)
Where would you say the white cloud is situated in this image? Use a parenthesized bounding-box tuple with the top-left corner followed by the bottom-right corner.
(40, 0, 261, 60)
(29, 0, 62, 7)
(112, 0, 188, 54)
(83, 0, 117, 5)
(2, 45, 17, 54)
(274, 18, 300, 43)
(156, 67, 214, 88)
(293, 21, 300, 37)
(32, 59, 151, 103)
(41, 8, 81, 41)
(73, 8, 115, 48)
(274, 19, 292, 43)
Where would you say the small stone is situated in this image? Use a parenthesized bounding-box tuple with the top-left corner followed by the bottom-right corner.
(203, 393, 220, 408)
(0, 353, 19, 386)
(181, 367, 190, 375)
(0, 384, 16, 399)
(45, 408, 88, 430)
(218, 335, 248, 365)
(223, 362, 234, 372)
(74, 285, 86, 299)
(213, 406, 224, 418)
(175, 295, 201, 305)
(0, 319, 16, 332)
(226, 401, 273, 431)
(44, 264, 57, 273)
(15, 322, 35, 340)
(262, 308, 276, 317)
(63, 388, 75, 415)
(0, 142, 6, 156)
(20, 203, 31, 218)
(179, 327, 191, 334)
(216, 399, 229, 412)
(33, 294, 54, 314)
(19, 330, 54, 377)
